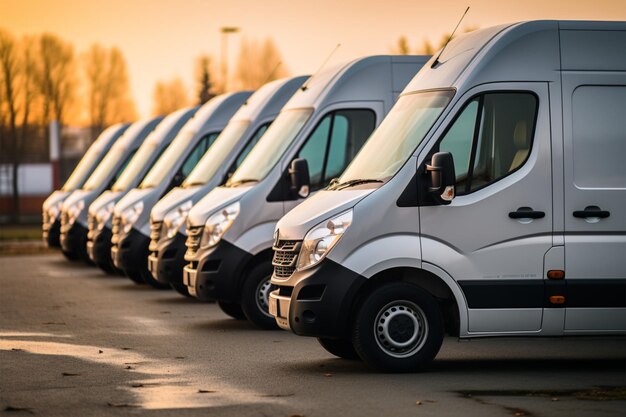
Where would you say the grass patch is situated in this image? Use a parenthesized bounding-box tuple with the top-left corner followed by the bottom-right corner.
(0, 225, 42, 241)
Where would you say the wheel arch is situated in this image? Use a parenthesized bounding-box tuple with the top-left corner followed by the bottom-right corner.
(352, 265, 467, 337)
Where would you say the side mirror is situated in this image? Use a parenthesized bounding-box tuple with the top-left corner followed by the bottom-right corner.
(172, 171, 185, 187)
(289, 158, 310, 198)
(425, 152, 456, 205)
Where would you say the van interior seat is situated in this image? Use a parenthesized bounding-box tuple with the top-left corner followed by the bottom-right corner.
(509, 120, 530, 172)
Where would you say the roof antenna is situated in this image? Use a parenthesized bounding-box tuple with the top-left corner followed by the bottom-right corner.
(243, 61, 283, 105)
(300, 43, 341, 91)
(431, 6, 470, 68)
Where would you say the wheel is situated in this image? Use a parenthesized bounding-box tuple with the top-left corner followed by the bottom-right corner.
(351, 282, 444, 373)
(170, 281, 193, 298)
(218, 300, 246, 320)
(317, 337, 360, 360)
(62, 249, 79, 261)
(95, 260, 117, 275)
(240, 262, 278, 329)
(140, 267, 171, 290)
(125, 268, 146, 285)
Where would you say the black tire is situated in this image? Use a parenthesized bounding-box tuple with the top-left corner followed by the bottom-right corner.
(218, 300, 246, 320)
(140, 267, 171, 290)
(125, 268, 146, 284)
(317, 337, 360, 360)
(240, 262, 278, 329)
(351, 282, 444, 373)
(62, 249, 79, 261)
(170, 281, 193, 298)
(95, 260, 117, 275)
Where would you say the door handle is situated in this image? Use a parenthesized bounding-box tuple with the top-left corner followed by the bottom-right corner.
(573, 206, 610, 219)
(508, 207, 545, 219)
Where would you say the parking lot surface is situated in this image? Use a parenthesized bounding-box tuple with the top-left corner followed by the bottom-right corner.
(1, 254, 625, 417)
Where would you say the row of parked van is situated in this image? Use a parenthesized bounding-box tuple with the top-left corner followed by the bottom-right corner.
(43, 21, 625, 372)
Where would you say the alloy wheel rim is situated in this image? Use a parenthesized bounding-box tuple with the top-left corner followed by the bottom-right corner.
(256, 277, 275, 317)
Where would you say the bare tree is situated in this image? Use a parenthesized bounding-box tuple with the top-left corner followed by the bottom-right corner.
(83, 44, 137, 137)
(391, 36, 411, 55)
(37, 33, 77, 127)
(195, 55, 216, 105)
(152, 77, 190, 116)
(233, 37, 289, 90)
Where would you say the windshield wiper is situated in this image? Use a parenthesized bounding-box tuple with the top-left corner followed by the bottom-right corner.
(227, 178, 259, 188)
(183, 181, 204, 188)
(329, 178, 383, 191)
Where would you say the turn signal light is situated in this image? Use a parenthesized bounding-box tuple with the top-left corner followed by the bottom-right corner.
(547, 270, 565, 280)
(549, 295, 566, 305)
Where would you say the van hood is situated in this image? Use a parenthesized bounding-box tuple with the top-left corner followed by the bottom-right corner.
(43, 190, 69, 212)
(89, 190, 122, 216)
(114, 187, 152, 216)
(151, 185, 200, 222)
(187, 186, 252, 226)
(62, 189, 91, 211)
(276, 188, 374, 239)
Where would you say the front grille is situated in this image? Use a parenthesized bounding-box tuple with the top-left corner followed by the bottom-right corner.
(185, 225, 203, 255)
(60, 211, 70, 233)
(149, 220, 163, 252)
(111, 215, 121, 246)
(87, 214, 96, 240)
(42, 211, 49, 225)
(272, 240, 302, 279)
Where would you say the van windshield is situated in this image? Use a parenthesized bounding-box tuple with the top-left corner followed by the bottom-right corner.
(61, 128, 118, 192)
(182, 121, 251, 187)
(336, 90, 454, 185)
(226, 109, 312, 186)
(140, 130, 197, 189)
(82, 147, 127, 191)
(111, 141, 161, 191)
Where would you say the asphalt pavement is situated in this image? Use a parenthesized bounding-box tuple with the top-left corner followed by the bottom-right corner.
(1, 254, 625, 417)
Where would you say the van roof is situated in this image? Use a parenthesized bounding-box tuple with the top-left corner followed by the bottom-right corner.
(404, 20, 626, 94)
(284, 55, 430, 111)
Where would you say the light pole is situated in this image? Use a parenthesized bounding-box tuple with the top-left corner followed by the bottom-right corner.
(220, 26, 239, 92)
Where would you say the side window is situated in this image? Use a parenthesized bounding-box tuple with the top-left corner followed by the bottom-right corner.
(325, 109, 376, 181)
(297, 110, 376, 192)
(438, 92, 537, 194)
(181, 132, 219, 177)
(298, 115, 331, 190)
(233, 123, 270, 172)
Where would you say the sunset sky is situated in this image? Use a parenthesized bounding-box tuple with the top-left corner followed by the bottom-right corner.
(2, 0, 625, 119)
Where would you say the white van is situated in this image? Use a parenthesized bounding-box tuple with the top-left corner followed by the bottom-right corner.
(148, 77, 307, 295)
(183, 56, 429, 328)
(86, 107, 197, 272)
(59, 117, 162, 262)
(43, 123, 128, 251)
(269, 21, 626, 372)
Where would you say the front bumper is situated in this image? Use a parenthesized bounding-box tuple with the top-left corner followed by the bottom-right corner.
(269, 258, 367, 339)
(60, 222, 88, 258)
(183, 240, 252, 302)
(148, 233, 187, 286)
(88, 226, 113, 268)
(42, 218, 61, 248)
(111, 228, 150, 275)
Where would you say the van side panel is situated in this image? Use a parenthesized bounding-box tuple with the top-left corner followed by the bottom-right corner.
(560, 27, 626, 332)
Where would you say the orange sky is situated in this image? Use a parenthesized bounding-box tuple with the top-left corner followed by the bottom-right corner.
(2, 0, 625, 118)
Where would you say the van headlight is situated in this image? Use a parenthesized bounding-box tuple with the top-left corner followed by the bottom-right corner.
(200, 201, 240, 249)
(163, 201, 193, 239)
(121, 201, 143, 234)
(67, 200, 85, 225)
(95, 202, 115, 230)
(297, 209, 352, 271)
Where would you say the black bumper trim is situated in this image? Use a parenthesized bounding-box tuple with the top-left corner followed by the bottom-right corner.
(283, 259, 367, 339)
(189, 240, 252, 302)
(152, 233, 187, 286)
(116, 228, 150, 276)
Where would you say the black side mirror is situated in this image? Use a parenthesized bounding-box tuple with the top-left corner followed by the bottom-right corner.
(172, 171, 185, 187)
(425, 152, 456, 205)
(289, 158, 310, 198)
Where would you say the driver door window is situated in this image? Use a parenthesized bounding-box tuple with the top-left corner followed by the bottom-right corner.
(181, 132, 219, 177)
(438, 92, 537, 194)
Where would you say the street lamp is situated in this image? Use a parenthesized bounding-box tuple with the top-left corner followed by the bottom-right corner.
(220, 26, 240, 92)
